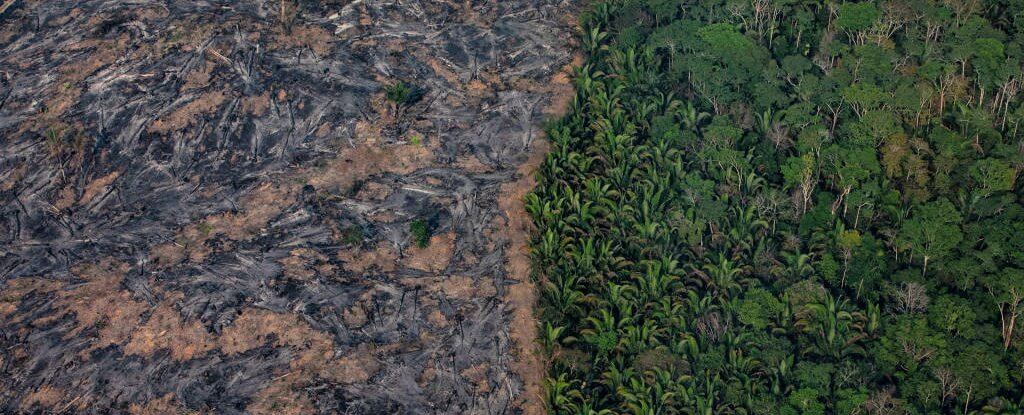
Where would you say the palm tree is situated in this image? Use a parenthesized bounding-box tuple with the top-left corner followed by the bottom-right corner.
(633, 258, 681, 306)
(604, 281, 637, 321)
(541, 322, 567, 356)
(619, 375, 676, 415)
(700, 254, 744, 300)
(676, 101, 712, 131)
(582, 309, 631, 361)
(780, 250, 814, 283)
(601, 356, 636, 398)
(582, 27, 609, 56)
(797, 294, 866, 360)
(768, 355, 794, 396)
(543, 272, 585, 321)
(545, 374, 584, 414)
(981, 396, 1024, 414)
(582, 1, 612, 32)
(621, 319, 663, 355)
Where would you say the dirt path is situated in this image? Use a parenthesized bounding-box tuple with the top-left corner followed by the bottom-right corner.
(0, 0, 576, 413)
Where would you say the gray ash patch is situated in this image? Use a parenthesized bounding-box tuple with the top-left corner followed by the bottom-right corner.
(0, 0, 576, 413)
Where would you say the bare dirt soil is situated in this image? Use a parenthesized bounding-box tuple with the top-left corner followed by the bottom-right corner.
(0, 0, 577, 413)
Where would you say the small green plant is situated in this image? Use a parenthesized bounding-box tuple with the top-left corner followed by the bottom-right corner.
(409, 219, 430, 248)
(43, 126, 92, 159)
(197, 222, 214, 236)
(340, 226, 364, 246)
(385, 82, 415, 105)
(408, 134, 422, 146)
(44, 127, 61, 149)
(384, 82, 424, 135)
(385, 81, 424, 113)
(168, 29, 184, 44)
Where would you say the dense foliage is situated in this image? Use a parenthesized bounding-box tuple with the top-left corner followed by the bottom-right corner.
(529, 1, 1024, 413)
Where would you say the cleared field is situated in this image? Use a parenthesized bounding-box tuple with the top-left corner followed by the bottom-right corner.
(0, 0, 576, 413)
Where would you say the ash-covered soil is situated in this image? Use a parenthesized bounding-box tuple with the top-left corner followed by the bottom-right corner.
(0, 0, 577, 413)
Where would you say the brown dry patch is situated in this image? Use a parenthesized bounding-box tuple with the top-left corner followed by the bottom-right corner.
(163, 22, 218, 54)
(79, 170, 120, 206)
(182, 59, 215, 91)
(461, 363, 492, 393)
(494, 52, 577, 413)
(550, 70, 572, 86)
(44, 9, 75, 27)
(54, 170, 117, 210)
(0, 297, 16, 319)
(510, 79, 573, 118)
(423, 54, 464, 87)
(464, 69, 503, 101)
(59, 36, 127, 89)
(353, 181, 392, 201)
(148, 241, 187, 268)
(128, 393, 189, 415)
(548, 58, 582, 115)
(0, 20, 18, 46)
(279, 248, 333, 281)
(167, 181, 298, 262)
(444, 94, 466, 108)
(242, 91, 271, 117)
(338, 242, 398, 274)
(0, 279, 58, 319)
(219, 308, 381, 382)
(14, 35, 129, 135)
(53, 185, 78, 210)
(219, 308, 332, 358)
(314, 122, 332, 138)
(273, 24, 334, 56)
(246, 380, 316, 415)
(381, 38, 404, 54)
(307, 120, 435, 192)
(20, 385, 63, 411)
(426, 309, 448, 328)
(148, 90, 228, 134)
(402, 232, 455, 273)
(81, 7, 164, 26)
(477, 68, 504, 89)
(418, 361, 439, 387)
(401, 274, 496, 301)
(318, 344, 380, 384)
(124, 22, 204, 69)
(130, 5, 169, 22)
(54, 260, 150, 354)
(342, 303, 368, 327)
(2, 261, 150, 358)
(497, 139, 553, 415)
(466, 78, 489, 94)
(221, 308, 381, 412)
(230, 179, 294, 223)
(455, 152, 494, 173)
(0, 164, 27, 191)
(366, 210, 401, 223)
(441, 275, 496, 299)
(124, 297, 215, 361)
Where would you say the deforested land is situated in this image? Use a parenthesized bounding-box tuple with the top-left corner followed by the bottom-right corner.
(0, 0, 577, 413)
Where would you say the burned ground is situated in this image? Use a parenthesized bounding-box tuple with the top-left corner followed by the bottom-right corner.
(0, 0, 576, 413)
